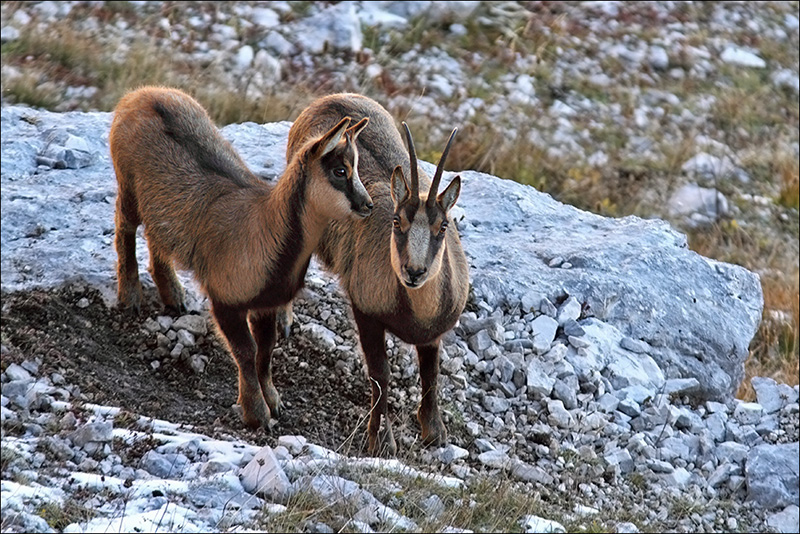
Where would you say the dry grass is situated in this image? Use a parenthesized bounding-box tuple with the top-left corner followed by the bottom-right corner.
(688, 221, 799, 399)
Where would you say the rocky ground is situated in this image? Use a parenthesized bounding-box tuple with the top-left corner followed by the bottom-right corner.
(1, 1, 799, 533)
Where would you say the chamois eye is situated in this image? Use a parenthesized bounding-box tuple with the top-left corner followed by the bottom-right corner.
(439, 222, 448, 234)
(333, 167, 347, 178)
(393, 216, 401, 230)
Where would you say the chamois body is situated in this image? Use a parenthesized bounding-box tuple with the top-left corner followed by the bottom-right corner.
(110, 86, 372, 429)
(287, 93, 469, 455)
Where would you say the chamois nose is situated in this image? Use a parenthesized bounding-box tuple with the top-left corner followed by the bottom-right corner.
(406, 266, 427, 284)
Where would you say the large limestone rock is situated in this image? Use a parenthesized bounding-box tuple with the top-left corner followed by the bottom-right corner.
(0, 106, 762, 401)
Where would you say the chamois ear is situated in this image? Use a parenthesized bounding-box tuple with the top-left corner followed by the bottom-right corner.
(315, 116, 352, 157)
(390, 165, 411, 206)
(346, 117, 369, 141)
(437, 175, 461, 213)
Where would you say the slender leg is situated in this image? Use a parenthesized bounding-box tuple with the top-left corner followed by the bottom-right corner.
(248, 308, 284, 418)
(114, 188, 143, 312)
(148, 248, 185, 315)
(211, 301, 270, 429)
(276, 302, 294, 339)
(353, 308, 396, 457)
(417, 342, 447, 447)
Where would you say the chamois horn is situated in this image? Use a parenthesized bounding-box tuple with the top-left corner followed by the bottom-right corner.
(427, 127, 458, 208)
(401, 122, 420, 199)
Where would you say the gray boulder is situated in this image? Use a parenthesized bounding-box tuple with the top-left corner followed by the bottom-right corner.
(0, 107, 762, 402)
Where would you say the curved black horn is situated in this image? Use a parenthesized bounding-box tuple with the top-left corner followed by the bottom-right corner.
(401, 122, 419, 198)
(427, 127, 458, 207)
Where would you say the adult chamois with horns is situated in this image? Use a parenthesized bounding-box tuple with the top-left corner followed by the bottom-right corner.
(286, 94, 469, 455)
(109, 86, 373, 429)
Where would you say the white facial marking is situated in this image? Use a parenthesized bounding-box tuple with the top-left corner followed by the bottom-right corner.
(407, 214, 430, 269)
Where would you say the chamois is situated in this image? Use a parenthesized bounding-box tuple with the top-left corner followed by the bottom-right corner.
(109, 86, 372, 429)
(286, 94, 469, 455)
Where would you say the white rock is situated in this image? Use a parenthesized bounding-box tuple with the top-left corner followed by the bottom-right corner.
(235, 45, 255, 70)
(668, 183, 729, 220)
(477, 449, 509, 469)
(251, 7, 280, 28)
(648, 46, 669, 70)
(767, 505, 800, 533)
(721, 46, 767, 68)
(557, 297, 581, 326)
(172, 315, 207, 336)
(520, 515, 566, 533)
(772, 69, 800, 93)
(733, 401, 763, 425)
(531, 315, 558, 353)
(240, 445, 291, 499)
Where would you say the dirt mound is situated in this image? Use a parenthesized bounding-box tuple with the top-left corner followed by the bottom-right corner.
(1, 285, 434, 455)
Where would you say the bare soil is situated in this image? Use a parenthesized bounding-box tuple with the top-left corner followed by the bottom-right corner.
(0, 285, 443, 457)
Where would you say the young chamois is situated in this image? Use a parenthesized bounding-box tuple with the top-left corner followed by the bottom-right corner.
(286, 94, 469, 455)
(109, 86, 372, 429)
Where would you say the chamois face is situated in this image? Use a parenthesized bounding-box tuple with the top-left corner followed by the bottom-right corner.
(306, 117, 373, 221)
(390, 167, 461, 289)
(389, 124, 461, 289)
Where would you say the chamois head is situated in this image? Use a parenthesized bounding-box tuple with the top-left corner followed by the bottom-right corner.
(304, 116, 373, 220)
(389, 124, 461, 289)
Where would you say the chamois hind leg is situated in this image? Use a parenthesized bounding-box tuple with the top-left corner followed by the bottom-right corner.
(417, 342, 447, 447)
(211, 301, 271, 430)
(248, 308, 284, 418)
(148, 247, 185, 315)
(353, 308, 397, 457)
(114, 187, 143, 312)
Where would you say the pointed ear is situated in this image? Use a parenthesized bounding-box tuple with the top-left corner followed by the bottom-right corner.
(314, 116, 352, 157)
(437, 175, 461, 213)
(346, 117, 369, 141)
(390, 165, 411, 206)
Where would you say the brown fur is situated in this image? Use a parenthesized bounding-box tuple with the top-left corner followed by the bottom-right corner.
(287, 93, 469, 455)
(109, 86, 372, 429)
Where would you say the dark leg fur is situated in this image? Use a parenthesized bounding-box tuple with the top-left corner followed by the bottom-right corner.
(149, 249, 186, 315)
(212, 301, 270, 429)
(417, 343, 447, 447)
(114, 189, 143, 312)
(248, 308, 284, 418)
(353, 308, 397, 457)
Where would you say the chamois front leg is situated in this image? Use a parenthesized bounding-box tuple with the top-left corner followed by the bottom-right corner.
(211, 301, 271, 429)
(248, 308, 284, 418)
(276, 302, 294, 339)
(417, 342, 447, 447)
(114, 189, 143, 312)
(353, 308, 397, 457)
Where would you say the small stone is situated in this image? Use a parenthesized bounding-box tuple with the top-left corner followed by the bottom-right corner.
(173, 315, 208, 336)
(604, 449, 634, 474)
(478, 449, 509, 469)
(615, 522, 640, 533)
(76, 297, 90, 308)
(278, 435, 307, 455)
(240, 445, 291, 499)
(547, 399, 574, 428)
(437, 444, 469, 465)
(530, 315, 558, 353)
(70, 422, 113, 447)
(188, 354, 209, 374)
(620, 337, 650, 354)
(520, 515, 565, 533)
(562, 319, 585, 337)
(733, 402, 763, 425)
(539, 298, 557, 318)
(751, 377, 787, 414)
(557, 297, 581, 326)
(482, 395, 511, 414)
(510, 460, 554, 485)
(176, 329, 196, 347)
(4, 363, 31, 382)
